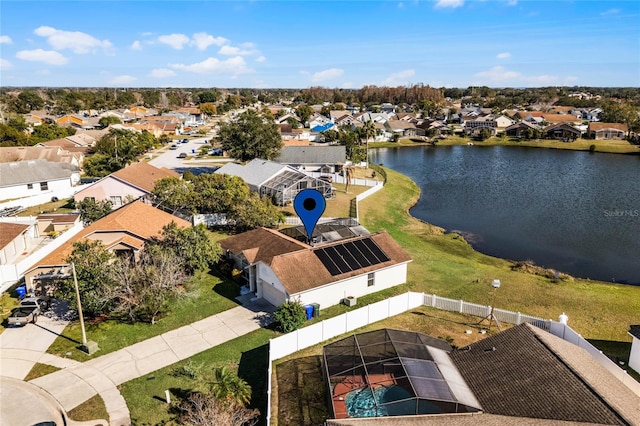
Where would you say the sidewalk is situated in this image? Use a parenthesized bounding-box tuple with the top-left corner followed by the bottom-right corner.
(29, 299, 274, 426)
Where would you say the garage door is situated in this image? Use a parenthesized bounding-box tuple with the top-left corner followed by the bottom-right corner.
(261, 281, 286, 306)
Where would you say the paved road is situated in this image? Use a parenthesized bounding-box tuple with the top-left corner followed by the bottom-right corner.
(148, 136, 211, 170)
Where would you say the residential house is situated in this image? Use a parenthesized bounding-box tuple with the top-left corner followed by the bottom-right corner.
(494, 114, 515, 129)
(23, 200, 191, 294)
(504, 121, 540, 138)
(588, 122, 628, 140)
(215, 158, 333, 204)
(629, 325, 640, 373)
(220, 227, 411, 308)
(385, 120, 423, 138)
(513, 111, 545, 123)
(0, 160, 80, 201)
(541, 113, 582, 126)
(56, 114, 99, 129)
(463, 115, 497, 136)
(0, 222, 36, 267)
(36, 213, 81, 235)
(380, 103, 396, 114)
(544, 123, 582, 141)
(74, 162, 180, 208)
(0, 146, 83, 168)
(309, 114, 332, 129)
(326, 323, 640, 424)
(275, 146, 346, 173)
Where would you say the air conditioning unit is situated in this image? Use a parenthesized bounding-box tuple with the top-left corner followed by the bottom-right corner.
(344, 296, 357, 307)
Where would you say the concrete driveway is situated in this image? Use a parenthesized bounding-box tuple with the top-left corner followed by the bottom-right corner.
(0, 300, 70, 380)
(148, 136, 211, 170)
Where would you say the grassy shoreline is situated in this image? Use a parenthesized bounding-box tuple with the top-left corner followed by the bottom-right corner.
(357, 167, 639, 342)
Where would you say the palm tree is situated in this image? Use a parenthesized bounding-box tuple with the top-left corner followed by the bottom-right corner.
(362, 120, 376, 168)
(210, 366, 252, 406)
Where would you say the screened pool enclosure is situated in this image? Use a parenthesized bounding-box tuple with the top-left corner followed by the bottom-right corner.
(323, 329, 482, 419)
(259, 168, 333, 205)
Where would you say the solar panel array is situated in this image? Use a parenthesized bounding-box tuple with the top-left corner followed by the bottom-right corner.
(314, 237, 390, 276)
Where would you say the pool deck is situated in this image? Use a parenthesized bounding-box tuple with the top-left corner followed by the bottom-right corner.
(331, 374, 397, 419)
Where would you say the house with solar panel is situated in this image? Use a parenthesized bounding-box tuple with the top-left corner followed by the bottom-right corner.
(215, 158, 334, 205)
(219, 224, 411, 309)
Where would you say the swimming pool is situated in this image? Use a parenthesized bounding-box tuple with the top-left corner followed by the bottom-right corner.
(345, 385, 414, 417)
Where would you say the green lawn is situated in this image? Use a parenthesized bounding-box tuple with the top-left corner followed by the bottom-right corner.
(120, 328, 277, 426)
(356, 167, 640, 342)
(46, 271, 241, 361)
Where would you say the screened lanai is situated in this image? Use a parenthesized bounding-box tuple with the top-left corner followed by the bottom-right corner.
(259, 168, 333, 205)
(323, 329, 482, 419)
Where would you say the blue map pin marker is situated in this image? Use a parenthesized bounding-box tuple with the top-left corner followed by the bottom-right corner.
(294, 189, 326, 242)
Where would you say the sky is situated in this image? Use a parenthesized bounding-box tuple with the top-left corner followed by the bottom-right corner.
(0, 0, 638, 89)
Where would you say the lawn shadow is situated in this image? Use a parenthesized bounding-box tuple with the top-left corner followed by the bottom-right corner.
(587, 339, 632, 367)
(411, 310, 481, 328)
(34, 323, 81, 345)
(239, 344, 269, 426)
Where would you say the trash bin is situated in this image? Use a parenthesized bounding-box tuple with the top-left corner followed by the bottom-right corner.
(16, 285, 27, 299)
(310, 303, 320, 318)
(304, 305, 314, 320)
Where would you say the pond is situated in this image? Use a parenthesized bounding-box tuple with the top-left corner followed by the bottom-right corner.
(370, 145, 640, 285)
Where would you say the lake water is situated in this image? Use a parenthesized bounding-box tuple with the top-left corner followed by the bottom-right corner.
(369, 145, 640, 285)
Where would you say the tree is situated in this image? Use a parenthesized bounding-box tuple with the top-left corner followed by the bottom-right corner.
(76, 198, 113, 224)
(210, 366, 252, 405)
(199, 102, 217, 116)
(233, 193, 284, 231)
(55, 240, 117, 317)
(11, 90, 44, 113)
(196, 90, 220, 104)
(150, 222, 221, 274)
(273, 299, 306, 332)
(295, 105, 313, 126)
(98, 116, 122, 128)
(191, 174, 250, 214)
(177, 392, 259, 426)
(217, 109, 283, 162)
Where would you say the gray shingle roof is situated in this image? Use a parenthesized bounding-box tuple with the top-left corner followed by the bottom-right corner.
(0, 160, 79, 187)
(450, 323, 638, 425)
(276, 146, 346, 165)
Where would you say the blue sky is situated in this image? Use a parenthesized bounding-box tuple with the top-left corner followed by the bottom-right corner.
(1, 1, 638, 88)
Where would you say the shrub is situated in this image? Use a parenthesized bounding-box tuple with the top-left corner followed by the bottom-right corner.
(273, 300, 307, 333)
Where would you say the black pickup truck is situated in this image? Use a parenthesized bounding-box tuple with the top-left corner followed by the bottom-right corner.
(7, 297, 50, 326)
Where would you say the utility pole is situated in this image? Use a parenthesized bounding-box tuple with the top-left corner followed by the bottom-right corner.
(71, 262, 99, 354)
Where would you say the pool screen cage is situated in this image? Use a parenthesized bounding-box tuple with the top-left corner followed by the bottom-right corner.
(323, 328, 481, 419)
(259, 169, 333, 205)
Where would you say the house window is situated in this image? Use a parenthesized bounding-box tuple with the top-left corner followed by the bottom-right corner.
(367, 272, 375, 287)
(27, 183, 33, 189)
(110, 196, 122, 206)
(40, 182, 48, 190)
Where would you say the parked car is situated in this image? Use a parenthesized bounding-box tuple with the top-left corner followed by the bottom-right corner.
(170, 144, 178, 150)
(208, 148, 223, 156)
(7, 297, 50, 327)
(182, 139, 189, 143)
(178, 152, 188, 159)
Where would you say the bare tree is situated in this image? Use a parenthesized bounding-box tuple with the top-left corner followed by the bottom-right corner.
(177, 392, 259, 426)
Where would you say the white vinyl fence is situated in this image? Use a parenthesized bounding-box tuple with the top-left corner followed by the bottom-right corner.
(265, 292, 640, 424)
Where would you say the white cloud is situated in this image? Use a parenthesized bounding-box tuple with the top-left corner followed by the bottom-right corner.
(0, 35, 13, 44)
(170, 56, 252, 75)
(149, 68, 176, 78)
(474, 65, 567, 86)
(342, 82, 353, 89)
(0, 58, 12, 70)
(131, 40, 142, 51)
(434, 0, 464, 9)
(255, 55, 266, 63)
(191, 32, 228, 50)
(506, 0, 517, 5)
(496, 52, 511, 59)
(158, 33, 190, 50)
(600, 8, 620, 16)
(218, 44, 257, 56)
(109, 75, 137, 85)
(311, 68, 344, 82)
(141, 32, 155, 37)
(475, 66, 521, 82)
(398, 2, 405, 8)
(381, 69, 415, 86)
(16, 49, 68, 65)
(34, 26, 112, 54)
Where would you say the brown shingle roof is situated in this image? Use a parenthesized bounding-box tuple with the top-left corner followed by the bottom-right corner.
(220, 227, 309, 265)
(541, 114, 580, 123)
(0, 222, 29, 250)
(111, 162, 180, 193)
(220, 228, 412, 295)
(37, 213, 80, 224)
(326, 413, 606, 425)
(27, 201, 190, 270)
(451, 323, 638, 425)
(588, 122, 628, 132)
